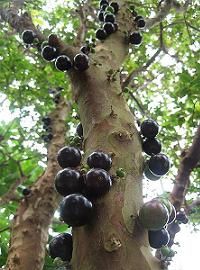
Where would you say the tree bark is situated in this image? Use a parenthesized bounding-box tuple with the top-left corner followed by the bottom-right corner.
(68, 5, 162, 270)
(6, 101, 70, 270)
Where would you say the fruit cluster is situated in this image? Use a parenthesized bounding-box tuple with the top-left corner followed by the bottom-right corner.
(22, 31, 90, 72)
(140, 118, 170, 180)
(96, 1, 119, 40)
(129, 6, 145, 45)
(55, 146, 112, 227)
(138, 197, 176, 249)
(41, 116, 53, 143)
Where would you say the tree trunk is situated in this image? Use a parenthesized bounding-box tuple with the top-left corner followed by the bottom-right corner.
(69, 7, 162, 269)
(6, 101, 70, 270)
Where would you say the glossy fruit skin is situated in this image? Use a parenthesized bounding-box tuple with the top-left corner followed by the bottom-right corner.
(55, 55, 73, 71)
(148, 228, 170, 249)
(60, 194, 93, 226)
(85, 168, 112, 197)
(55, 168, 83, 196)
(149, 154, 170, 176)
(110, 2, 119, 13)
(135, 15, 144, 21)
(22, 30, 35, 44)
(103, 22, 115, 35)
(137, 19, 146, 28)
(142, 138, 162, 156)
(144, 163, 161, 181)
(80, 46, 90, 55)
(87, 151, 112, 171)
(22, 188, 31, 196)
(160, 246, 176, 257)
(154, 197, 173, 215)
(57, 146, 81, 168)
(138, 200, 169, 230)
(104, 13, 115, 23)
(101, 4, 108, 11)
(49, 233, 72, 261)
(96, 29, 108, 40)
(129, 32, 142, 45)
(76, 123, 83, 137)
(141, 119, 159, 138)
(74, 53, 89, 71)
(42, 46, 58, 61)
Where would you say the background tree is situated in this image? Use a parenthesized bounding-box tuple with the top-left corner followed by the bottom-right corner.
(0, 0, 199, 270)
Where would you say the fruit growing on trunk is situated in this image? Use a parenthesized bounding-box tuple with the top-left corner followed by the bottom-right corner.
(142, 138, 162, 156)
(141, 119, 159, 138)
(41, 45, 58, 61)
(138, 199, 169, 230)
(49, 233, 73, 261)
(87, 151, 112, 171)
(129, 32, 143, 45)
(55, 55, 73, 71)
(60, 194, 93, 226)
(148, 228, 170, 249)
(149, 153, 170, 176)
(22, 30, 36, 44)
(57, 146, 82, 168)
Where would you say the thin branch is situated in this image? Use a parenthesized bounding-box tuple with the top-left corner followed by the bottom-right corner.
(74, 3, 88, 47)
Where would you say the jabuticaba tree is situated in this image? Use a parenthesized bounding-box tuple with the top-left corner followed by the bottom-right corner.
(1, 0, 196, 270)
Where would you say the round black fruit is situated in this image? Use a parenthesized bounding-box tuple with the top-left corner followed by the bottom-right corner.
(60, 194, 93, 226)
(74, 53, 89, 71)
(144, 164, 161, 181)
(76, 123, 83, 137)
(41, 46, 58, 61)
(22, 188, 31, 196)
(149, 153, 170, 176)
(85, 168, 112, 197)
(148, 228, 170, 249)
(138, 199, 169, 230)
(103, 22, 115, 35)
(135, 15, 144, 21)
(80, 46, 90, 55)
(42, 116, 51, 125)
(110, 2, 119, 14)
(55, 55, 73, 71)
(98, 10, 105, 22)
(55, 168, 83, 196)
(140, 119, 159, 138)
(176, 211, 188, 224)
(129, 32, 143, 45)
(142, 138, 162, 156)
(104, 13, 115, 23)
(87, 151, 112, 171)
(49, 233, 72, 261)
(137, 19, 146, 28)
(96, 29, 108, 40)
(57, 146, 82, 168)
(22, 30, 35, 44)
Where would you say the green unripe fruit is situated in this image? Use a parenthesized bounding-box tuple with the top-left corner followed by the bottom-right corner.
(116, 168, 125, 177)
(138, 200, 169, 230)
(154, 197, 173, 215)
(160, 246, 176, 257)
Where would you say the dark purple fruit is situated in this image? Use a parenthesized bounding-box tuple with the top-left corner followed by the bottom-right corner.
(57, 146, 82, 168)
(87, 151, 112, 171)
(103, 22, 115, 35)
(149, 154, 170, 176)
(49, 233, 72, 261)
(138, 200, 169, 230)
(110, 2, 119, 13)
(129, 32, 143, 45)
(85, 168, 112, 197)
(60, 194, 93, 226)
(101, 4, 108, 11)
(144, 163, 161, 181)
(96, 29, 108, 40)
(22, 30, 35, 44)
(22, 188, 31, 196)
(55, 55, 73, 71)
(55, 168, 83, 196)
(176, 211, 188, 224)
(137, 19, 146, 28)
(104, 13, 115, 23)
(148, 228, 170, 249)
(74, 53, 89, 71)
(80, 46, 90, 55)
(98, 10, 105, 22)
(100, 0, 109, 7)
(48, 33, 59, 47)
(76, 123, 83, 137)
(47, 133, 53, 140)
(142, 138, 162, 156)
(140, 119, 159, 138)
(41, 46, 58, 61)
